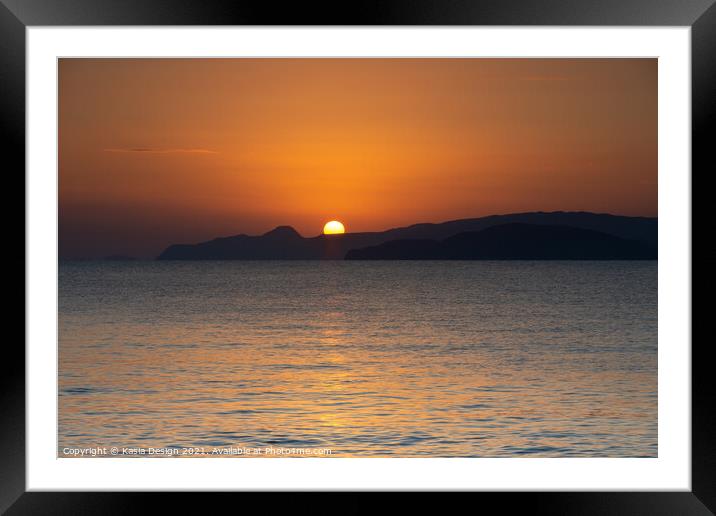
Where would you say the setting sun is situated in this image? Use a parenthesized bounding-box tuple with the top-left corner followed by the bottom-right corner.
(323, 220, 346, 235)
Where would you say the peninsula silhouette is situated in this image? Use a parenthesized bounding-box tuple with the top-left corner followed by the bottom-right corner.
(345, 223, 655, 260)
(157, 212, 657, 261)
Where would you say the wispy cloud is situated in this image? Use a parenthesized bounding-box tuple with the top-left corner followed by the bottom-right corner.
(103, 148, 217, 154)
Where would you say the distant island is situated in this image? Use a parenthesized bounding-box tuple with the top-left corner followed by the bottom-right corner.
(157, 212, 657, 261)
(345, 223, 655, 260)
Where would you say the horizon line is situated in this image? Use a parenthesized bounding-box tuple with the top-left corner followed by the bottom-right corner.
(59, 210, 658, 260)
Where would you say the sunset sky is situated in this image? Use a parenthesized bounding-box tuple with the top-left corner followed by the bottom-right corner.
(59, 58, 657, 258)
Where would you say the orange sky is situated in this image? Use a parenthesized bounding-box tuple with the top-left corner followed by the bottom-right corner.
(59, 58, 657, 258)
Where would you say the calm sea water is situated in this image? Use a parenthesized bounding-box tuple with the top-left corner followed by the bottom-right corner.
(59, 261, 657, 457)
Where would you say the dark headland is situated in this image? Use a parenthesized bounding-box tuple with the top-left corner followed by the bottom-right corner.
(157, 212, 656, 260)
(345, 223, 655, 260)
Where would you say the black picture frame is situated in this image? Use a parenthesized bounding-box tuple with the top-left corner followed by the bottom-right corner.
(4, 0, 713, 513)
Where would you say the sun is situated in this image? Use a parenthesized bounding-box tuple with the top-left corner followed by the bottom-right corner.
(323, 220, 345, 235)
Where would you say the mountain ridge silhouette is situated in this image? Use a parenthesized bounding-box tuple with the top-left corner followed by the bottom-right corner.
(345, 223, 656, 260)
(157, 211, 657, 260)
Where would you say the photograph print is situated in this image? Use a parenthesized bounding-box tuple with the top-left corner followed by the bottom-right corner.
(59, 58, 657, 458)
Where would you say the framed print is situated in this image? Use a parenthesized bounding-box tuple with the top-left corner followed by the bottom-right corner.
(5, 0, 714, 513)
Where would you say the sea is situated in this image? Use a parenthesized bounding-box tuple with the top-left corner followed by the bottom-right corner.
(58, 261, 657, 457)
